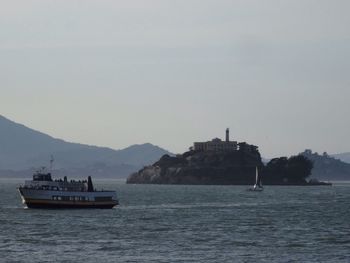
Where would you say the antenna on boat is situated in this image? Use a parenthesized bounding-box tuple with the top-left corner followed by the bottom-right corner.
(50, 155, 54, 171)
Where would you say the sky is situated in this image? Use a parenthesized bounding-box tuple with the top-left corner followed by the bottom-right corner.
(1, 0, 350, 158)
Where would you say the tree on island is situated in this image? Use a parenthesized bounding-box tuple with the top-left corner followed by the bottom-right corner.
(264, 155, 313, 184)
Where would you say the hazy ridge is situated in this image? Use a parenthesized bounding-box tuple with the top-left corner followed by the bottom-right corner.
(331, 152, 350, 164)
(300, 150, 350, 180)
(0, 115, 171, 178)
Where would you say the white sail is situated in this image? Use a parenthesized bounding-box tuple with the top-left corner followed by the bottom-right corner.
(249, 167, 263, 191)
(255, 166, 263, 189)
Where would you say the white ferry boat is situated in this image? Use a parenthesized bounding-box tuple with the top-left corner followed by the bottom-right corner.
(18, 168, 118, 209)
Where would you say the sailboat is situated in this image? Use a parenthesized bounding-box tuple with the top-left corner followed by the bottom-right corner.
(248, 166, 263, 191)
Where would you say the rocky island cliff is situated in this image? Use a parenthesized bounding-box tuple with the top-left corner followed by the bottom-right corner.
(127, 129, 318, 185)
(127, 144, 262, 185)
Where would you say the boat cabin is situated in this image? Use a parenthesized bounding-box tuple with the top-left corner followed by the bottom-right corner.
(33, 172, 53, 182)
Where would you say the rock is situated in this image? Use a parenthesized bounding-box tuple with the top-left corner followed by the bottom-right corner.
(126, 148, 263, 185)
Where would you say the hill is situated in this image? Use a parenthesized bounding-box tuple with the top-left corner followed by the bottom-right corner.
(0, 115, 171, 178)
(331, 152, 350, 164)
(300, 150, 350, 180)
(127, 147, 263, 185)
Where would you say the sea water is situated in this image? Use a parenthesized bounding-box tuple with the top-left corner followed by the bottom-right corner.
(0, 179, 349, 262)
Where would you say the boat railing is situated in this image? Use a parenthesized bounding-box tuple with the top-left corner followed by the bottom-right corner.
(19, 185, 115, 193)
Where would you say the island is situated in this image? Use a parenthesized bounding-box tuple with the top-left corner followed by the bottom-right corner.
(127, 129, 330, 185)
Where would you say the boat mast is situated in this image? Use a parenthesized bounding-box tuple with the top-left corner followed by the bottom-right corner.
(50, 155, 54, 171)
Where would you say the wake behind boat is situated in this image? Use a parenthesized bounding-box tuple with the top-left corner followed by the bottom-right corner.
(18, 167, 118, 209)
(248, 167, 263, 192)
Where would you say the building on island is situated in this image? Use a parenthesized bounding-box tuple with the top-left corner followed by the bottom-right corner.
(192, 128, 258, 153)
(193, 128, 238, 152)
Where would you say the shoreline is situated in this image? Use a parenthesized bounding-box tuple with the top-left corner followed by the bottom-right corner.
(126, 181, 332, 186)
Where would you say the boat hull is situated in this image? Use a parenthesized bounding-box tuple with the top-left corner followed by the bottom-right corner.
(25, 201, 117, 209)
(18, 188, 118, 209)
(247, 188, 263, 192)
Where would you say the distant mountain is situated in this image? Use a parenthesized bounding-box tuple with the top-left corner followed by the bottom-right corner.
(300, 150, 350, 180)
(0, 115, 172, 178)
(331, 152, 350, 164)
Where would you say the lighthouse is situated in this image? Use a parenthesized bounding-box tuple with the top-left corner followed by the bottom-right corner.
(226, 128, 229, 142)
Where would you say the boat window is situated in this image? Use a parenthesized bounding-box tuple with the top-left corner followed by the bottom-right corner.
(95, 196, 112, 202)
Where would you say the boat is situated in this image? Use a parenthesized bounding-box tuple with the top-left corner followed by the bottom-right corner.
(18, 166, 119, 209)
(248, 166, 263, 191)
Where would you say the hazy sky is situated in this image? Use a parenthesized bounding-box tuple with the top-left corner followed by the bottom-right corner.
(1, 0, 350, 157)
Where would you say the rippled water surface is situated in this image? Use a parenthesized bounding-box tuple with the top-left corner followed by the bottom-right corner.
(1, 179, 350, 262)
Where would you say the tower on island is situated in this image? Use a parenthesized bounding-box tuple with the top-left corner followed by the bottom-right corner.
(226, 128, 229, 142)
